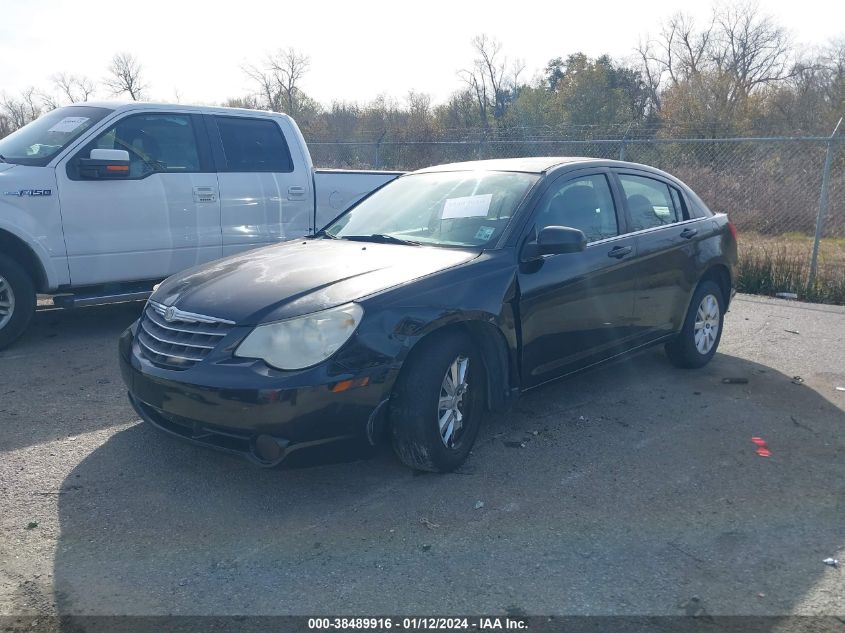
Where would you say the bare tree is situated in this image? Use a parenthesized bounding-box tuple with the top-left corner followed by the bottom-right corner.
(38, 89, 61, 112)
(244, 47, 311, 115)
(243, 62, 282, 111)
(459, 35, 501, 124)
(104, 53, 147, 101)
(0, 114, 14, 139)
(636, 12, 717, 110)
(53, 73, 96, 103)
(715, 3, 795, 101)
(636, 2, 796, 122)
(0, 88, 42, 130)
(269, 48, 311, 114)
(459, 35, 524, 125)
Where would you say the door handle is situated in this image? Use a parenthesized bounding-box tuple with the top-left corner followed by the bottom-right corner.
(192, 186, 216, 203)
(288, 186, 306, 199)
(607, 245, 633, 259)
(680, 227, 698, 239)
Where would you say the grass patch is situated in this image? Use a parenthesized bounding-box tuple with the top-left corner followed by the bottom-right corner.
(737, 233, 845, 305)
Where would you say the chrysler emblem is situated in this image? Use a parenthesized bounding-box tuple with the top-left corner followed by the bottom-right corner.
(164, 306, 178, 322)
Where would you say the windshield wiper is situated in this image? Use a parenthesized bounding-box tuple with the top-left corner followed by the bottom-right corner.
(0, 154, 7, 163)
(340, 234, 422, 246)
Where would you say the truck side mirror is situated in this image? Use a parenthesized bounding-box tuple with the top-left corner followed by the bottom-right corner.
(78, 149, 131, 179)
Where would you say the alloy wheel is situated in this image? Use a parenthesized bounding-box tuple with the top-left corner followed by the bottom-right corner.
(694, 293, 720, 355)
(437, 355, 470, 449)
(0, 275, 15, 331)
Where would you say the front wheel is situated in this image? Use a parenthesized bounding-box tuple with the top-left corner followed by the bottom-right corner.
(389, 331, 484, 472)
(0, 254, 36, 351)
(665, 280, 725, 369)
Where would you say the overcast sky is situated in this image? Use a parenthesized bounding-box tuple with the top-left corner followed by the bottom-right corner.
(1, 0, 843, 107)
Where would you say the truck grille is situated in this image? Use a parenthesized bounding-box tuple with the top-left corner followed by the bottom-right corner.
(137, 301, 235, 370)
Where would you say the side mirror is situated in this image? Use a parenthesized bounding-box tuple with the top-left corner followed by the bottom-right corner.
(522, 226, 587, 261)
(78, 149, 131, 179)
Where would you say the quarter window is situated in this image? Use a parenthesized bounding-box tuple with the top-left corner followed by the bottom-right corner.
(618, 174, 682, 231)
(670, 186, 688, 218)
(214, 117, 293, 173)
(536, 174, 618, 243)
(84, 114, 202, 178)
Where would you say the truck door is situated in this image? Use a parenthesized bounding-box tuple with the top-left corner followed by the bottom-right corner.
(207, 114, 313, 256)
(56, 112, 221, 286)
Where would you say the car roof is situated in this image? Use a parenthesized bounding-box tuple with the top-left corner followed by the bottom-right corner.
(411, 157, 604, 175)
(410, 157, 688, 185)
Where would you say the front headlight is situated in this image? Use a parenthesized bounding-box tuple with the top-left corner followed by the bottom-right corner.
(234, 303, 364, 370)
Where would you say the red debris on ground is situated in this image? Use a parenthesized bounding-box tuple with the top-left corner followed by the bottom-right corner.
(751, 437, 772, 457)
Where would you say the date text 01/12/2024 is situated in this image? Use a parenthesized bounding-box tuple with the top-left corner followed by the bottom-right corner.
(307, 617, 528, 630)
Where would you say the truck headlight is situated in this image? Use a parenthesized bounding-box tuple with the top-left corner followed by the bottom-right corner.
(234, 303, 363, 370)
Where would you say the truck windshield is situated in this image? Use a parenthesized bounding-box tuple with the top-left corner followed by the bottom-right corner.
(0, 106, 112, 167)
(324, 171, 539, 249)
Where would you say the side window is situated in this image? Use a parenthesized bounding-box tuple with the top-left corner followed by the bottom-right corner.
(214, 117, 293, 173)
(618, 174, 681, 231)
(85, 114, 201, 178)
(536, 174, 618, 243)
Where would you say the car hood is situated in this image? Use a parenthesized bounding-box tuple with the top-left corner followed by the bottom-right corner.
(152, 239, 479, 324)
(0, 163, 16, 174)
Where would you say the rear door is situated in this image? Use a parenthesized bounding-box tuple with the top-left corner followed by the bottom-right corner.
(207, 115, 313, 256)
(517, 169, 639, 387)
(613, 171, 713, 340)
(57, 111, 221, 286)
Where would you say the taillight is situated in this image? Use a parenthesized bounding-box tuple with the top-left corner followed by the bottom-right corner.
(727, 221, 738, 241)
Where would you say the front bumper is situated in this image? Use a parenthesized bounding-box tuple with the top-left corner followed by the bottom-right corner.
(119, 322, 398, 466)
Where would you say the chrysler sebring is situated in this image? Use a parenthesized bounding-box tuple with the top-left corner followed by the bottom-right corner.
(119, 157, 738, 472)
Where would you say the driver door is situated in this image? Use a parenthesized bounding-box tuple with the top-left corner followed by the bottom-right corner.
(517, 170, 639, 387)
(56, 112, 221, 286)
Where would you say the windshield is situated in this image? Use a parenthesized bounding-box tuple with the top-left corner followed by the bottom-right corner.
(324, 171, 539, 248)
(0, 106, 112, 167)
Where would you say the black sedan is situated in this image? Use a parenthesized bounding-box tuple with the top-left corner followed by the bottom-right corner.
(119, 157, 738, 472)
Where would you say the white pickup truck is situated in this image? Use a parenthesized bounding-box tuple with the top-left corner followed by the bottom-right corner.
(0, 102, 401, 348)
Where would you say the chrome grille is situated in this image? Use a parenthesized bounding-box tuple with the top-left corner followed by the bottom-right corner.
(137, 301, 235, 370)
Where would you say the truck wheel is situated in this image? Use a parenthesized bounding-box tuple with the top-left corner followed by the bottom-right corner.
(665, 280, 724, 369)
(0, 254, 36, 350)
(389, 330, 485, 473)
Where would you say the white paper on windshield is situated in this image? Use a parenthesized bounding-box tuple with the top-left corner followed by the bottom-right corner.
(47, 117, 89, 134)
(442, 193, 492, 219)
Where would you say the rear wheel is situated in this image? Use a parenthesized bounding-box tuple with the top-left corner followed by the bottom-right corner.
(0, 255, 36, 351)
(390, 331, 484, 472)
(665, 280, 724, 369)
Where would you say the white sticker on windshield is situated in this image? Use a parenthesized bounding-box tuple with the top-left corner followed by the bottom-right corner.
(47, 117, 89, 134)
(442, 193, 492, 219)
(475, 226, 495, 241)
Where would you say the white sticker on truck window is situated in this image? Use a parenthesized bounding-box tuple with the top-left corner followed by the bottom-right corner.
(442, 193, 492, 219)
(47, 117, 89, 134)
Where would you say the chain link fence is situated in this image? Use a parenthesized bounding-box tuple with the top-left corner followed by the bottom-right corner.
(310, 135, 845, 302)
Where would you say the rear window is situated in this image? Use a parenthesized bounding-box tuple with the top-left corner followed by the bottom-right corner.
(214, 116, 293, 173)
(618, 174, 682, 231)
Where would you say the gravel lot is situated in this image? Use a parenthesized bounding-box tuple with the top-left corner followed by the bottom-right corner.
(1, 294, 843, 618)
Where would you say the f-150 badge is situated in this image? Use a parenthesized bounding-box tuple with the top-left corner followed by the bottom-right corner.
(3, 189, 52, 196)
